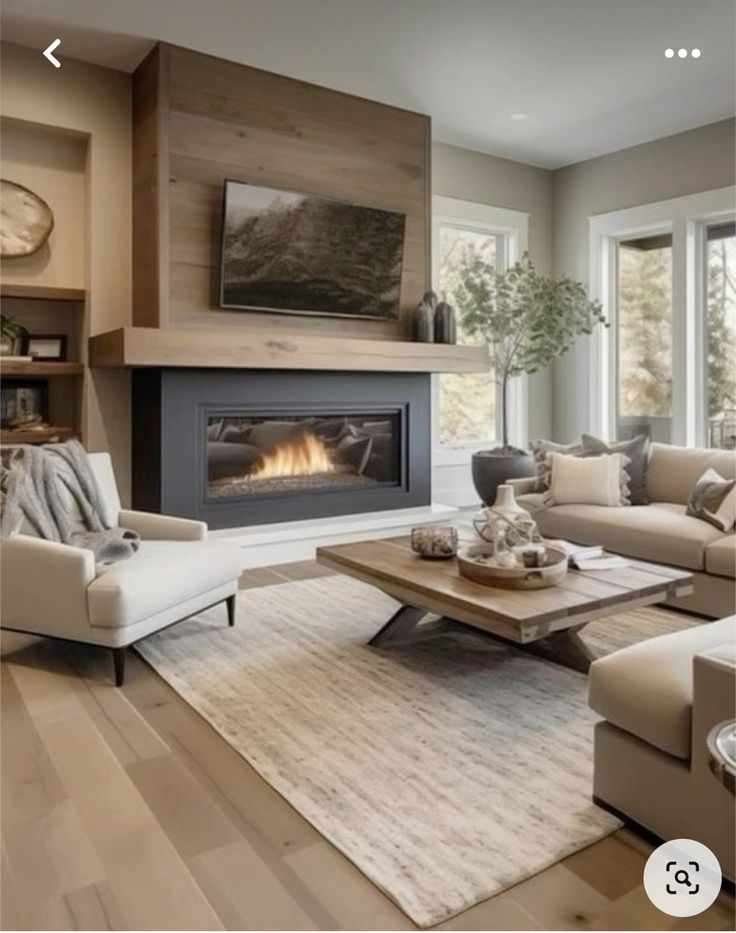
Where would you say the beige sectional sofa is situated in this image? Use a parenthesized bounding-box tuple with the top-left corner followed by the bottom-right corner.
(511, 443, 735, 618)
(589, 616, 735, 879)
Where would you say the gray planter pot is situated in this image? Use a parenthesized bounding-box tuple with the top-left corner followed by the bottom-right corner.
(471, 450, 535, 505)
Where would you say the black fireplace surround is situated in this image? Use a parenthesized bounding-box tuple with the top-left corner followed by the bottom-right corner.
(132, 369, 431, 529)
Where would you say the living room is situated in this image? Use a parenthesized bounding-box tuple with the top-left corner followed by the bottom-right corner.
(0, 1, 734, 930)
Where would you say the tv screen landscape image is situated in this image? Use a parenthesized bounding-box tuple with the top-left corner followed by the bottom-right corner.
(219, 180, 406, 318)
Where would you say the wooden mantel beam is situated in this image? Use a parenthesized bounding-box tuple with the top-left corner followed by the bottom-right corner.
(88, 327, 489, 374)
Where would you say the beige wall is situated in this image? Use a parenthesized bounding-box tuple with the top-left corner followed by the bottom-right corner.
(1, 42, 133, 501)
(1, 120, 87, 288)
(551, 118, 736, 441)
(433, 142, 553, 273)
(432, 142, 554, 450)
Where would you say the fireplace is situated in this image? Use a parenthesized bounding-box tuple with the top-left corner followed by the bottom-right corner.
(132, 369, 430, 529)
(207, 411, 401, 501)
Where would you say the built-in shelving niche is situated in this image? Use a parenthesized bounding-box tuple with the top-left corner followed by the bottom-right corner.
(1, 289, 86, 445)
(0, 118, 88, 446)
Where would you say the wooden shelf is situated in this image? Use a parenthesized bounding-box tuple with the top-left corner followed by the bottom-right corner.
(1, 426, 78, 445)
(88, 327, 489, 374)
(1, 361, 83, 377)
(1, 284, 85, 302)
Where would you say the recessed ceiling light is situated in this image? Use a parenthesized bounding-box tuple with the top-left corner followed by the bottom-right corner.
(664, 48, 675, 58)
(691, 48, 701, 58)
(677, 48, 688, 58)
(509, 112, 528, 122)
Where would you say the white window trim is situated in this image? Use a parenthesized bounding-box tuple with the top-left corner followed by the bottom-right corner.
(588, 185, 736, 446)
(432, 196, 529, 465)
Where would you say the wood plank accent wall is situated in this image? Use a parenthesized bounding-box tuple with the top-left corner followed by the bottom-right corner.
(133, 43, 431, 340)
(132, 46, 169, 327)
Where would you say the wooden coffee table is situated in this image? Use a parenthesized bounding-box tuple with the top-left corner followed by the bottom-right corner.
(316, 536, 694, 672)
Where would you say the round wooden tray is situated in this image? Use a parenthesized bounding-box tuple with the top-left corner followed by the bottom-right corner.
(457, 544, 568, 590)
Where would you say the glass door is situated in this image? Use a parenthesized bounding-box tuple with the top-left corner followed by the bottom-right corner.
(615, 233, 674, 442)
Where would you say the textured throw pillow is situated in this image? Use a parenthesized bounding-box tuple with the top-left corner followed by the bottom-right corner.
(686, 468, 736, 532)
(530, 438, 584, 491)
(545, 452, 631, 507)
(582, 433, 650, 505)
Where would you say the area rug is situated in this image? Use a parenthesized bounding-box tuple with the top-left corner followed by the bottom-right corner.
(138, 575, 693, 927)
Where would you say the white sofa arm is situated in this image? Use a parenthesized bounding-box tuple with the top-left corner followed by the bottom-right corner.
(692, 642, 735, 780)
(1, 535, 96, 638)
(118, 509, 207, 541)
(507, 477, 537, 496)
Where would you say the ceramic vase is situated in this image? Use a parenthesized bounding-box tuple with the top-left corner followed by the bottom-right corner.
(434, 301, 456, 344)
(412, 291, 437, 342)
(492, 484, 529, 522)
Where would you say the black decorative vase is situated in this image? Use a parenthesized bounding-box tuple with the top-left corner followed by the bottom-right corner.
(434, 302, 456, 344)
(412, 290, 438, 342)
(471, 450, 535, 505)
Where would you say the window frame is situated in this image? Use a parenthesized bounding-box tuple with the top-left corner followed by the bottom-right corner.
(588, 186, 736, 447)
(432, 196, 529, 465)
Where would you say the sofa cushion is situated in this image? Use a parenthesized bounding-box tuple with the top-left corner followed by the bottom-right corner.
(646, 443, 736, 504)
(87, 540, 241, 628)
(527, 501, 724, 570)
(705, 535, 736, 578)
(517, 492, 546, 514)
(589, 617, 736, 759)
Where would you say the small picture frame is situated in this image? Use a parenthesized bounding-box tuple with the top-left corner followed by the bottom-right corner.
(1, 380, 48, 427)
(23, 334, 68, 362)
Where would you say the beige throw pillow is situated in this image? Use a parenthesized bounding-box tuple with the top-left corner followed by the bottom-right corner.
(545, 452, 631, 507)
(529, 438, 584, 491)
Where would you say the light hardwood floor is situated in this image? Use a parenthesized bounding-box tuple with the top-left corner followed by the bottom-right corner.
(2, 560, 734, 931)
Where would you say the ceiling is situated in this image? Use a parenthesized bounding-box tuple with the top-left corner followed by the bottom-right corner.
(2, 0, 734, 168)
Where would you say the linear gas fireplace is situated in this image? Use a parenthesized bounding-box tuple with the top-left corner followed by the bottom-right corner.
(207, 411, 401, 500)
(132, 370, 430, 529)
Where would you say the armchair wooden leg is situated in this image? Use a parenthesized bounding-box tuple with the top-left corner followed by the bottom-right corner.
(226, 594, 236, 627)
(112, 647, 126, 687)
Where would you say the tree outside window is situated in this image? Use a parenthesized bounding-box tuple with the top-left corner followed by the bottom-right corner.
(616, 235, 673, 442)
(437, 225, 501, 444)
(707, 224, 736, 449)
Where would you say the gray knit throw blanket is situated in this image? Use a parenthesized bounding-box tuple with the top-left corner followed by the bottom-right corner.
(0, 440, 140, 564)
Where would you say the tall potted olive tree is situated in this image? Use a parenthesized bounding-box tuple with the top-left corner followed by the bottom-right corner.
(453, 253, 607, 504)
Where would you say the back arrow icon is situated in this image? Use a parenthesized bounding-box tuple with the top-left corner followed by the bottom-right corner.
(43, 39, 61, 68)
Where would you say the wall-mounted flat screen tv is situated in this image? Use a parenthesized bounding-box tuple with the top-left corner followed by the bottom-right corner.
(219, 180, 406, 319)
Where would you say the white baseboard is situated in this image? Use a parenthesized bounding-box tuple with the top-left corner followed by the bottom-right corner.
(211, 503, 459, 568)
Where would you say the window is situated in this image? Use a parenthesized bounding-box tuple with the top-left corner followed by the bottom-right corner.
(432, 197, 528, 457)
(706, 223, 736, 449)
(616, 233, 673, 443)
(437, 224, 500, 445)
(589, 187, 736, 447)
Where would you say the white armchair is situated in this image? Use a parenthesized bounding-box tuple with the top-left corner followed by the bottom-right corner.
(1, 452, 241, 685)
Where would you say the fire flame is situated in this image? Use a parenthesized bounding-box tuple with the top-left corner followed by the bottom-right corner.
(249, 431, 335, 480)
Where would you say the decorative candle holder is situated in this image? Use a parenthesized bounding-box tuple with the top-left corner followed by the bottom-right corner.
(411, 522, 458, 559)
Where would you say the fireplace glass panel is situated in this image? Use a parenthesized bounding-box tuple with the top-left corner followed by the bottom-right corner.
(206, 411, 401, 500)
